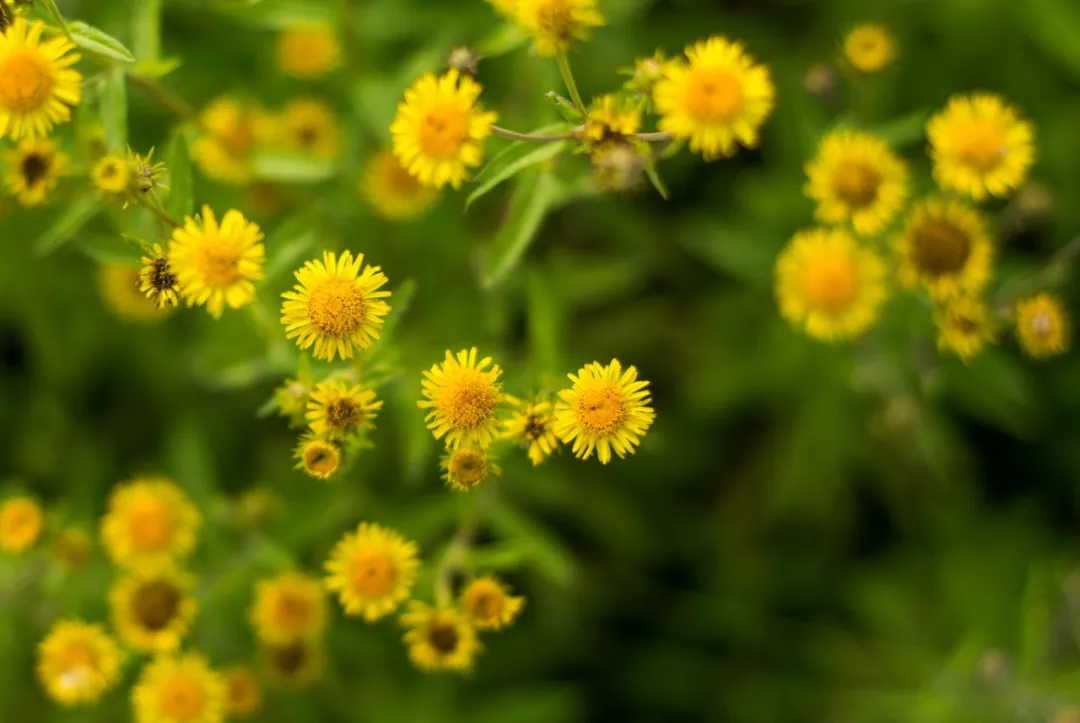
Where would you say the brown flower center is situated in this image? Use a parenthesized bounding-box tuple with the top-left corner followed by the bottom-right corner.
(910, 219, 971, 277)
(832, 161, 881, 209)
(133, 579, 182, 631)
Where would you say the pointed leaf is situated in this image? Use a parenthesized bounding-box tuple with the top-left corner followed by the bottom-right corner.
(481, 170, 560, 289)
(68, 21, 136, 63)
(35, 198, 100, 256)
(164, 132, 194, 220)
(100, 68, 128, 152)
(466, 134, 568, 210)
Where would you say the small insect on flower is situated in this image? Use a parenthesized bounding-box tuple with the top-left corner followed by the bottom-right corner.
(250, 571, 328, 645)
(109, 565, 197, 654)
(169, 205, 266, 318)
(934, 295, 996, 363)
(419, 347, 506, 449)
(101, 477, 201, 571)
(99, 263, 171, 323)
(507, 0, 605, 57)
(362, 150, 440, 220)
(277, 24, 341, 79)
(0, 18, 82, 139)
(554, 360, 656, 464)
(222, 667, 261, 719)
(502, 396, 560, 465)
(0, 496, 42, 553)
(400, 603, 481, 673)
(654, 36, 775, 161)
(324, 522, 420, 622)
(390, 70, 498, 190)
(895, 198, 994, 300)
(928, 92, 1035, 201)
(280, 97, 342, 161)
(441, 446, 501, 492)
(263, 639, 323, 687)
(306, 379, 382, 441)
(460, 576, 525, 631)
(37, 620, 122, 706)
(192, 96, 274, 186)
(294, 433, 343, 481)
(842, 24, 896, 74)
(281, 250, 391, 361)
(2, 137, 66, 205)
(1016, 293, 1070, 360)
(91, 153, 131, 196)
(132, 653, 226, 723)
(138, 244, 181, 309)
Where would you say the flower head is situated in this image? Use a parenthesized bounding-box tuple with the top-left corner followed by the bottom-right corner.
(843, 24, 896, 74)
(1016, 293, 1070, 359)
(0, 18, 81, 139)
(502, 396, 559, 465)
(109, 565, 197, 653)
(130, 147, 166, 193)
(192, 96, 273, 185)
(460, 576, 525, 631)
(139, 244, 181, 309)
(92, 153, 130, 196)
(294, 433, 342, 480)
(37, 620, 122, 706)
(400, 603, 480, 673)
(101, 477, 201, 571)
(169, 205, 266, 318)
(623, 51, 668, 95)
(3, 136, 66, 205)
(222, 667, 261, 719)
(509, 0, 605, 56)
(0, 496, 41, 553)
(895, 198, 993, 299)
(654, 36, 775, 160)
(554, 360, 655, 464)
(132, 653, 226, 723)
(277, 24, 341, 79)
(324, 522, 420, 622)
(262, 640, 323, 687)
(306, 379, 382, 440)
(281, 250, 391, 361)
(51, 527, 92, 570)
(390, 70, 498, 189)
(934, 295, 996, 363)
(251, 571, 328, 645)
(419, 347, 506, 449)
(441, 446, 501, 491)
(584, 94, 642, 146)
(362, 150, 439, 220)
(99, 263, 170, 323)
(281, 97, 341, 161)
(274, 377, 312, 426)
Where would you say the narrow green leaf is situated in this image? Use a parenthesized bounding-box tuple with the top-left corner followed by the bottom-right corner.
(203, 0, 336, 28)
(39, 0, 71, 39)
(644, 160, 670, 200)
(485, 500, 575, 586)
(546, 92, 584, 124)
(466, 137, 568, 210)
(132, 0, 162, 61)
(1021, 0, 1080, 81)
(133, 57, 182, 78)
(75, 233, 142, 265)
(527, 268, 563, 374)
(35, 198, 100, 256)
(164, 132, 194, 220)
(100, 68, 128, 152)
(868, 108, 930, 148)
(252, 153, 336, 183)
(481, 170, 560, 289)
(68, 21, 137, 63)
(261, 211, 322, 284)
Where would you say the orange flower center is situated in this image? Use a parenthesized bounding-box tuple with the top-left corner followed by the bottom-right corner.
(348, 550, 396, 598)
(800, 252, 859, 314)
(417, 105, 470, 159)
(133, 580, 182, 631)
(448, 449, 488, 489)
(385, 157, 423, 195)
(955, 120, 1006, 172)
(575, 386, 626, 435)
(193, 240, 243, 288)
(684, 68, 744, 123)
(832, 161, 881, 209)
(157, 675, 206, 721)
(306, 277, 365, 336)
(127, 499, 175, 551)
(467, 588, 501, 621)
(534, 0, 575, 43)
(0, 50, 54, 112)
(426, 621, 460, 654)
(273, 592, 313, 632)
(910, 219, 971, 277)
(437, 372, 498, 429)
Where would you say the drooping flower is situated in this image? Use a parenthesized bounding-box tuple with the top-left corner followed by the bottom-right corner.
(0, 18, 82, 139)
(1015, 293, 1070, 360)
(306, 379, 382, 440)
(37, 620, 122, 706)
(0, 496, 41, 553)
(502, 396, 559, 465)
(250, 571, 328, 645)
(894, 198, 993, 300)
(2, 136, 66, 205)
(460, 576, 525, 631)
(440, 446, 500, 491)
(843, 24, 896, 74)
(324, 522, 420, 622)
(418, 348, 506, 449)
(293, 433, 342, 481)
(400, 603, 480, 673)
(109, 565, 197, 653)
(138, 244, 181, 309)
(934, 295, 996, 363)
(101, 477, 201, 571)
(554, 359, 656, 464)
(132, 653, 226, 723)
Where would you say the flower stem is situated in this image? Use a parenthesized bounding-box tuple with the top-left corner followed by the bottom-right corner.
(555, 51, 586, 114)
(491, 125, 579, 143)
(137, 192, 180, 229)
(125, 72, 197, 121)
(434, 518, 476, 608)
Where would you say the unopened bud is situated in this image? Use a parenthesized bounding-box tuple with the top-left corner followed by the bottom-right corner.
(446, 45, 482, 78)
(591, 141, 646, 193)
(804, 63, 838, 100)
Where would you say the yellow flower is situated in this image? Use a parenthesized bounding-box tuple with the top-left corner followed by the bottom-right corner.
(805, 129, 908, 236)
(101, 477, 201, 571)
(99, 263, 170, 323)
(418, 347, 506, 449)
(460, 576, 525, 631)
(361, 150, 439, 220)
(0, 18, 81, 139)
(274, 377, 312, 426)
(895, 198, 993, 300)
(934, 295, 996, 363)
(502, 396, 560, 465)
(133, 653, 226, 723)
(92, 153, 130, 196)
(37, 619, 122, 706)
(51, 527, 92, 570)
(277, 24, 341, 79)
(192, 96, 273, 185)
(509, 0, 605, 57)
(390, 70, 498, 189)
(130, 147, 166, 193)
(928, 93, 1035, 201)
(400, 603, 480, 673)
(222, 667, 261, 719)
(250, 571, 328, 645)
(624, 51, 668, 95)
(584, 94, 642, 146)
(554, 360, 655, 464)
(2, 136, 66, 205)
(843, 24, 896, 74)
(109, 565, 197, 654)
(169, 205, 266, 318)
(280, 97, 341, 161)
(0, 496, 41, 553)
(324, 522, 420, 622)
(293, 433, 342, 480)
(441, 446, 501, 492)
(1016, 293, 1070, 360)
(775, 227, 887, 342)
(262, 640, 322, 687)
(654, 36, 775, 160)
(138, 243, 181, 309)
(281, 250, 391, 361)
(306, 379, 383, 440)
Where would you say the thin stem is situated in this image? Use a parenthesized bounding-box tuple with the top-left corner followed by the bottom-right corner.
(125, 72, 196, 121)
(137, 192, 180, 229)
(636, 131, 674, 143)
(491, 125, 579, 143)
(555, 50, 586, 113)
(434, 518, 476, 609)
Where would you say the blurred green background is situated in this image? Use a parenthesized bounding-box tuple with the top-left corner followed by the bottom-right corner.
(5, 0, 1080, 720)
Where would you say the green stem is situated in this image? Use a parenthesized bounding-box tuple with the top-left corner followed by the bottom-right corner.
(491, 125, 578, 143)
(137, 192, 180, 229)
(434, 517, 476, 608)
(125, 72, 197, 121)
(555, 50, 586, 114)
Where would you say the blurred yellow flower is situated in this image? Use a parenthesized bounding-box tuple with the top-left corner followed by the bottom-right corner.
(1016, 293, 1070, 360)
(101, 477, 201, 571)
(805, 129, 908, 236)
(361, 150, 439, 220)
(251, 571, 328, 645)
(306, 379, 382, 440)
(624, 51, 668, 95)
(51, 526, 92, 570)
(281, 250, 391, 361)
(390, 70, 498, 189)
(441, 446, 500, 491)
(324, 522, 420, 622)
(169, 205, 266, 318)
(400, 602, 480, 673)
(0, 18, 81, 139)
(91, 153, 130, 196)
(554, 359, 655, 464)
(99, 263, 170, 323)
(843, 24, 896, 74)
(419, 347, 506, 449)
(928, 92, 1035, 201)
(934, 295, 996, 362)
(460, 576, 525, 630)
(277, 24, 341, 79)
(584, 94, 642, 145)
(293, 433, 342, 480)
(654, 36, 774, 160)
(132, 653, 225, 723)
(775, 227, 887, 342)
(263, 640, 322, 687)
(37, 620, 122, 706)
(895, 198, 993, 300)
(2, 137, 66, 205)
(0, 496, 41, 553)
(222, 667, 261, 718)
(192, 96, 274, 185)
(503, 396, 560, 465)
(510, 0, 605, 57)
(138, 243, 181, 309)
(281, 97, 341, 161)
(110, 565, 197, 654)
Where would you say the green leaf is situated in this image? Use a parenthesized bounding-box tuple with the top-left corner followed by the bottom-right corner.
(466, 130, 569, 210)
(644, 159, 670, 200)
(546, 92, 584, 124)
(164, 132, 194, 220)
(68, 21, 137, 64)
(475, 21, 529, 57)
(75, 233, 142, 265)
(1018, 565, 1058, 675)
(485, 500, 575, 586)
(38, 0, 71, 40)
(35, 198, 100, 256)
(133, 57, 182, 78)
(1021, 0, 1080, 81)
(202, 0, 336, 28)
(252, 153, 337, 183)
(99, 68, 128, 152)
(527, 268, 563, 374)
(132, 0, 162, 61)
(868, 108, 930, 148)
(481, 169, 560, 289)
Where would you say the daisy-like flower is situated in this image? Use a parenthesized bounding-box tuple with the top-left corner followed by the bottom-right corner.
(37, 620, 122, 706)
(0, 18, 81, 139)
(583, 94, 643, 149)
(805, 129, 908, 237)
(293, 433, 342, 480)
(133, 653, 226, 723)
(460, 576, 525, 631)
(441, 447, 501, 492)
(895, 198, 993, 300)
(280, 97, 341, 161)
(503, 396, 560, 465)
(99, 263, 170, 323)
(91, 153, 130, 196)
(390, 70, 498, 189)
(419, 348, 506, 449)
(222, 667, 261, 719)
(169, 205, 266, 318)
(653, 36, 775, 160)
(0, 496, 41, 553)
(101, 477, 201, 571)
(554, 360, 656, 464)
(934, 295, 996, 363)
(2, 137, 66, 205)
(324, 522, 420, 622)
(277, 24, 341, 79)
(281, 250, 391, 361)
(138, 244, 181, 309)
(843, 24, 896, 74)
(306, 379, 382, 440)
(928, 93, 1035, 201)
(361, 150, 439, 220)
(400, 603, 480, 673)
(510, 0, 605, 57)
(775, 227, 888, 342)
(250, 571, 328, 645)
(262, 640, 323, 687)
(1016, 293, 1070, 360)
(191, 96, 274, 185)
(109, 565, 197, 654)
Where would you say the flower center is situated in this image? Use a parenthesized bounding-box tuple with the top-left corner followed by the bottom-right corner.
(523, 414, 548, 441)
(832, 161, 881, 209)
(151, 257, 177, 291)
(535, 0, 575, 42)
(193, 240, 243, 288)
(303, 442, 338, 475)
(801, 252, 859, 314)
(386, 160, 422, 195)
(306, 277, 365, 336)
(685, 68, 744, 123)
(325, 398, 362, 430)
(955, 120, 1006, 173)
(1032, 312, 1054, 336)
(448, 450, 487, 489)
(158, 675, 206, 722)
(0, 50, 54, 112)
(470, 591, 500, 620)
(133, 580, 182, 631)
(575, 386, 626, 435)
(127, 499, 175, 551)
(20, 153, 49, 186)
(438, 372, 498, 429)
(274, 592, 313, 632)
(57, 644, 97, 693)
(348, 550, 396, 598)
(417, 105, 470, 159)
(271, 642, 307, 676)
(911, 219, 971, 277)
(427, 622, 460, 654)
(295, 123, 319, 149)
